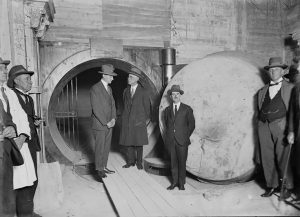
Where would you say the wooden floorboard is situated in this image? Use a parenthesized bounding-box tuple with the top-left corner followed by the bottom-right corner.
(103, 152, 203, 217)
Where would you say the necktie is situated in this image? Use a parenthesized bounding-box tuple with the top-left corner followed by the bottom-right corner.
(174, 105, 178, 116)
(1, 87, 8, 111)
(131, 87, 134, 97)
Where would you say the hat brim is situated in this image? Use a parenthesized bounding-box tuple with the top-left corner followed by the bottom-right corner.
(99, 71, 117, 76)
(264, 64, 288, 70)
(7, 71, 34, 88)
(167, 89, 184, 95)
(0, 60, 10, 66)
(129, 72, 143, 78)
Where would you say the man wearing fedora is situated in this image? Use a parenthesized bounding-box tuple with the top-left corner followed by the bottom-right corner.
(163, 84, 195, 191)
(119, 67, 151, 170)
(257, 57, 294, 199)
(7, 64, 42, 217)
(90, 64, 117, 182)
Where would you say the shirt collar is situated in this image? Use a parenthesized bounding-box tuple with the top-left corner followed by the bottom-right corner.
(101, 79, 108, 88)
(270, 78, 283, 85)
(173, 102, 181, 107)
(131, 84, 138, 90)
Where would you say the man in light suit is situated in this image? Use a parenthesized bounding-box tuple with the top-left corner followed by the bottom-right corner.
(164, 85, 195, 190)
(257, 57, 294, 199)
(90, 64, 117, 182)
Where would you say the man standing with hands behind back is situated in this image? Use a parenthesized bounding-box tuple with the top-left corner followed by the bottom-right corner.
(164, 85, 195, 191)
(90, 64, 117, 182)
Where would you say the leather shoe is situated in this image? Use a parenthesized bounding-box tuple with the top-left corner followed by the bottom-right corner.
(281, 189, 291, 200)
(261, 188, 275, 197)
(122, 163, 135, 168)
(167, 183, 178, 190)
(178, 185, 185, 190)
(104, 168, 115, 174)
(137, 164, 143, 170)
(97, 170, 107, 178)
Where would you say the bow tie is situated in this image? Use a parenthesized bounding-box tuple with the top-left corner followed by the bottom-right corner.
(269, 81, 282, 86)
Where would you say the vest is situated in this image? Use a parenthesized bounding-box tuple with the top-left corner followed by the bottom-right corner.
(259, 88, 287, 123)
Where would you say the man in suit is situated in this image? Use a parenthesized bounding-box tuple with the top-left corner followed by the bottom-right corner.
(119, 67, 151, 170)
(0, 57, 18, 217)
(90, 64, 117, 182)
(287, 57, 300, 203)
(257, 57, 294, 199)
(7, 64, 41, 217)
(163, 85, 195, 191)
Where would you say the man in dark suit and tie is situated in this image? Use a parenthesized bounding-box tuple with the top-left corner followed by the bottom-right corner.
(0, 57, 18, 217)
(164, 85, 195, 190)
(257, 57, 294, 199)
(90, 64, 117, 182)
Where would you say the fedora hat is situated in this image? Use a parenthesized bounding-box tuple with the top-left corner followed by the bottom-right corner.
(7, 65, 34, 88)
(0, 57, 10, 66)
(129, 67, 143, 78)
(167, 84, 184, 95)
(98, 64, 117, 76)
(264, 57, 288, 70)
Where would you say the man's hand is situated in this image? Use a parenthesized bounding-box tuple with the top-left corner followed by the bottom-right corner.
(34, 119, 43, 126)
(287, 132, 295, 145)
(107, 119, 116, 128)
(14, 135, 27, 149)
(3, 126, 16, 139)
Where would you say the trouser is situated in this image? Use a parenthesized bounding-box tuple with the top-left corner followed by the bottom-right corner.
(258, 118, 294, 189)
(170, 139, 188, 186)
(0, 141, 15, 217)
(16, 143, 38, 217)
(93, 128, 112, 171)
(126, 146, 143, 166)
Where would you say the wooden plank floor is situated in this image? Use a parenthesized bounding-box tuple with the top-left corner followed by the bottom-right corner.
(103, 152, 202, 217)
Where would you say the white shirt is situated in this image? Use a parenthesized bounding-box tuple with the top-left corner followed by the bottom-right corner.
(173, 102, 181, 115)
(269, 78, 283, 99)
(130, 84, 138, 96)
(101, 79, 109, 92)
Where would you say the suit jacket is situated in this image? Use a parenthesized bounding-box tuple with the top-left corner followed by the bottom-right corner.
(119, 84, 150, 146)
(288, 83, 300, 139)
(90, 81, 116, 131)
(12, 88, 41, 152)
(164, 103, 195, 146)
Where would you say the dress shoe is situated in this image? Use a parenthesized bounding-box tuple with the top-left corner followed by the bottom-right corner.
(97, 170, 107, 178)
(137, 164, 143, 170)
(104, 167, 115, 174)
(261, 188, 275, 197)
(280, 189, 292, 200)
(178, 185, 185, 190)
(122, 163, 135, 168)
(167, 183, 178, 190)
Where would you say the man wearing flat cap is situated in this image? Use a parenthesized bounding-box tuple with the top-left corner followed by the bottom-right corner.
(8, 64, 42, 217)
(90, 64, 117, 182)
(163, 84, 195, 191)
(257, 57, 294, 199)
(119, 67, 151, 170)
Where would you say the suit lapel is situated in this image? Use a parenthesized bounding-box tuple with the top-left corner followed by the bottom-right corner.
(259, 85, 269, 109)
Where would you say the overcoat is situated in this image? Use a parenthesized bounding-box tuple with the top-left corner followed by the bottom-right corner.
(119, 84, 150, 147)
(164, 103, 195, 147)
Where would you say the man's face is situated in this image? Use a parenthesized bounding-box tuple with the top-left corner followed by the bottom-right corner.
(170, 92, 181, 104)
(0, 64, 8, 84)
(14, 74, 32, 92)
(268, 67, 285, 82)
(128, 74, 139, 86)
(102, 74, 114, 84)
